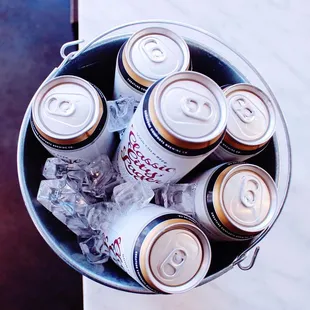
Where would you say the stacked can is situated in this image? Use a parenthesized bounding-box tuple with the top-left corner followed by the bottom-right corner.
(113, 27, 191, 101)
(114, 71, 228, 188)
(191, 163, 278, 241)
(210, 84, 276, 162)
(106, 204, 211, 293)
(31, 75, 115, 163)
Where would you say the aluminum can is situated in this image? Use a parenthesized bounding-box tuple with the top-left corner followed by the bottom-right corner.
(210, 84, 276, 162)
(113, 27, 191, 102)
(192, 163, 278, 241)
(31, 75, 115, 163)
(105, 204, 211, 294)
(114, 71, 227, 189)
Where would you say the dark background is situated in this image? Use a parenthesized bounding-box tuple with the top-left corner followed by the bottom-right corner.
(0, 1, 82, 309)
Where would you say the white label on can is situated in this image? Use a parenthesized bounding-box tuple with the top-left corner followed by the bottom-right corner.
(210, 142, 266, 163)
(113, 64, 144, 102)
(113, 47, 145, 102)
(105, 206, 185, 290)
(31, 114, 116, 163)
(191, 166, 230, 240)
(114, 98, 214, 189)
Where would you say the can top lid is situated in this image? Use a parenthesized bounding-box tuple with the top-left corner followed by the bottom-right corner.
(224, 84, 276, 146)
(153, 71, 227, 143)
(220, 164, 278, 232)
(32, 75, 102, 140)
(149, 228, 203, 288)
(125, 27, 190, 82)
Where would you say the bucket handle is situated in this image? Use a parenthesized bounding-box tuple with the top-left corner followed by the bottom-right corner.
(60, 39, 85, 59)
(233, 246, 260, 271)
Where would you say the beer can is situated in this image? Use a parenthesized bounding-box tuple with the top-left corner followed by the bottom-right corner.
(210, 84, 276, 162)
(31, 75, 115, 163)
(106, 204, 211, 294)
(113, 27, 191, 102)
(114, 71, 228, 189)
(192, 163, 278, 241)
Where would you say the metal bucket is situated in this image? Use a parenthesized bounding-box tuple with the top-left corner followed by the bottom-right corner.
(17, 21, 291, 294)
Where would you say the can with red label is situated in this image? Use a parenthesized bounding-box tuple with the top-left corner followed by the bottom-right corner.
(105, 204, 211, 293)
(192, 163, 278, 241)
(31, 75, 115, 163)
(113, 71, 228, 188)
(113, 27, 191, 102)
(209, 84, 276, 162)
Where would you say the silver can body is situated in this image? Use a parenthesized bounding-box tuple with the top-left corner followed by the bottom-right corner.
(114, 103, 215, 188)
(106, 206, 181, 292)
(113, 48, 145, 102)
(192, 163, 278, 241)
(209, 84, 276, 163)
(105, 204, 211, 293)
(31, 118, 115, 163)
(208, 142, 267, 162)
(114, 71, 227, 189)
(193, 164, 237, 241)
(112, 27, 191, 102)
(31, 76, 116, 163)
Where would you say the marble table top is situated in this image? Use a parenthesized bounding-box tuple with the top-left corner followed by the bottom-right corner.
(78, 1, 309, 309)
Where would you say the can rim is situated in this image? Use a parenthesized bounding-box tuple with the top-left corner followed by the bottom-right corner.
(217, 164, 278, 233)
(124, 27, 190, 83)
(224, 83, 276, 146)
(31, 75, 102, 141)
(142, 221, 211, 293)
(153, 71, 227, 143)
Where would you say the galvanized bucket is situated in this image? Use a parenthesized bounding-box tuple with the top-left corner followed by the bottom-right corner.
(17, 21, 291, 294)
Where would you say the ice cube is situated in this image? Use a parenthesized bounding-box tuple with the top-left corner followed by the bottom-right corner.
(37, 178, 92, 237)
(107, 97, 137, 132)
(67, 170, 88, 191)
(112, 181, 154, 212)
(43, 158, 68, 179)
(66, 214, 92, 237)
(155, 183, 196, 216)
(87, 202, 120, 234)
(43, 157, 88, 184)
(84, 155, 123, 199)
(79, 234, 109, 264)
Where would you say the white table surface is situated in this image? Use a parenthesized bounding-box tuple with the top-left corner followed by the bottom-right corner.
(79, 1, 310, 309)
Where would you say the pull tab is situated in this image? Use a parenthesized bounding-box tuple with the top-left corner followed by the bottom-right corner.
(141, 38, 166, 63)
(232, 97, 256, 123)
(160, 249, 187, 277)
(240, 176, 261, 208)
(45, 95, 76, 116)
(181, 96, 213, 121)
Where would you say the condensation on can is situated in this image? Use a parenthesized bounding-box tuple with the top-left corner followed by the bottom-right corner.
(113, 27, 191, 102)
(114, 71, 227, 189)
(105, 204, 211, 294)
(210, 83, 276, 163)
(192, 163, 278, 241)
(31, 75, 115, 163)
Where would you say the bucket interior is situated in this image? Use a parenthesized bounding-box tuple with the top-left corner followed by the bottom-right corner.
(21, 37, 276, 293)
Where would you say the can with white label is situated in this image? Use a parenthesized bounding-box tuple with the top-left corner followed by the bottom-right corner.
(31, 75, 115, 163)
(113, 27, 191, 102)
(192, 163, 278, 241)
(114, 71, 228, 189)
(210, 84, 276, 162)
(105, 204, 211, 294)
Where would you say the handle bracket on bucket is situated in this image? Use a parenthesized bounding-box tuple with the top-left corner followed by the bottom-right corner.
(60, 39, 85, 59)
(234, 246, 260, 271)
